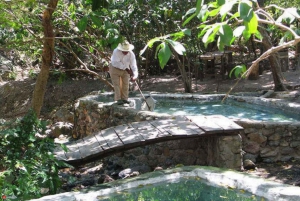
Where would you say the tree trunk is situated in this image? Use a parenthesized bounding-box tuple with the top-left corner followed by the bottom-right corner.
(259, 28, 287, 91)
(173, 53, 192, 93)
(31, 0, 58, 116)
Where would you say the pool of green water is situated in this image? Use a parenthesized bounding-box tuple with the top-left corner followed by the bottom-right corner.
(154, 98, 300, 122)
(99, 176, 264, 201)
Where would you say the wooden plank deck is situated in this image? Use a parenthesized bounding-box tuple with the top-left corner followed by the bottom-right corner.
(54, 115, 243, 164)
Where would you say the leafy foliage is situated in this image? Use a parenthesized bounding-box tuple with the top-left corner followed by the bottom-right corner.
(229, 64, 247, 79)
(0, 110, 71, 200)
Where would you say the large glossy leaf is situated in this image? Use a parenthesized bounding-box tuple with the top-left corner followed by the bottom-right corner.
(156, 43, 171, 69)
(208, 8, 221, 17)
(198, 4, 209, 21)
(254, 31, 262, 40)
(77, 16, 88, 32)
(219, 24, 233, 46)
(166, 39, 186, 55)
(219, 1, 236, 19)
(202, 25, 220, 47)
(183, 8, 196, 19)
(198, 25, 211, 38)
(229, 65, 247, 78)
(217, 37, 225, 51)
(245, 13, 258, 34)
(276, 8, 299, 24)
(170, 29, 191, 40)
(182, 0, 203, 26)
(233, 26, 245, 37)
(239, 1, 253, 22)
(242, 30, 251, 41)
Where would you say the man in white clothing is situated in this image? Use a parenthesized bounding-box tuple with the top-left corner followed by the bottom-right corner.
(109, 40, 138, 105)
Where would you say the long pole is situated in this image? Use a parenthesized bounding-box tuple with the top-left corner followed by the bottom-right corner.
(134, 80, 151, 110)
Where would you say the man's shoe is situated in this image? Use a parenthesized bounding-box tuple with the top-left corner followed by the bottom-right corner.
(122, 99, 131, 104)
(117, 100, 124, 105)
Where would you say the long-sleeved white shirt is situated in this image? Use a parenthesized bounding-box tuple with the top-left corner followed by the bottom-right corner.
(111, 49, 138, 79)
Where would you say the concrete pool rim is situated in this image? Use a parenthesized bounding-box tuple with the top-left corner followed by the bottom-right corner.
(30, 166, 300, 201)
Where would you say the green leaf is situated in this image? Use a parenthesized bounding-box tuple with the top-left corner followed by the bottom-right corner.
(229, 65, 247, 78)
(254, 31, 262, 40)
(243, 30, 251, 41)
(217, 37, 225, 51)
(183, 8, 196, 19)
(170, 29, 191, 40)
(202, 25, 220, 47)
(68, 2, 76, 13)
(139, 37, 161, 56)
(217, 0, 225, 6)
(90, 15, 102, 27)
(156, 43, 171, 69)
(198, 4, 209, 21)
(182, 29, 192, 36)
(182, 0, 203, 26)
(166, 39, 186, 55)
(198, 25, 211, 38)
(208, 8, 221, 17)
(77, 16, 88, 32)
(276, 8, 299, 24)
(61, 144, 68, 152)
(245, 13, 258, 34)
(239, 1, 253, 22)
(148, 37, 162, 48)
(219, 24, 233, 46)
(233, 26, 245, 37)
(219, 1, 235, 18)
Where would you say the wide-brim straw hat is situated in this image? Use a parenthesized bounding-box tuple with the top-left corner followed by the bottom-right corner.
(117, 40, 134, 51)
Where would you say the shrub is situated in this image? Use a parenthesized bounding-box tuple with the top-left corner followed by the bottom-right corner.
(0, 110, 70, 200)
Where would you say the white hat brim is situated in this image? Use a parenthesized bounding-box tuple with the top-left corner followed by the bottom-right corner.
(117, 43, 134, 51)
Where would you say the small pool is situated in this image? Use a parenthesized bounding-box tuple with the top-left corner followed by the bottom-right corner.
(31, 166, 300, 201)
(154, 98, 300, 122)
(99, 176, 263, 201)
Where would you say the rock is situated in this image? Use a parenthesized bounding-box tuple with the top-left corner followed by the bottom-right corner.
(48, 122, 73, 138)
(154, 167, 163, 171)
(98, 174, 115, 184)
(247, 133, 267, 144)
(50, 106, 74, 124)
(243, 159, 256, 170)
(81, 178, 95, 187)
(118, 165, 151, 179)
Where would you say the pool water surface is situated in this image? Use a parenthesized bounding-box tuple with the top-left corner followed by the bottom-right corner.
(154, 98, 300, 122)
(100, 176, 263, 201)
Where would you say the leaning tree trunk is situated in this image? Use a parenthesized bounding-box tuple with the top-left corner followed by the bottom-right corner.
(173, 53, 192, 93)
(31, 0, 58, 116)
(259, 28, 287, 91)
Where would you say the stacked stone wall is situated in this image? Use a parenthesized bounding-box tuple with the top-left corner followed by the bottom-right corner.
(236, 121, 300, 163)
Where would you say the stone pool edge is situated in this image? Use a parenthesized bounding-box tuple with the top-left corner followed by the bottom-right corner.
(30, 166, 300, 201)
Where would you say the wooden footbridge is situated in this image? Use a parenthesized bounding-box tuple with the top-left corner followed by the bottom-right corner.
(54, 115, 243, 164)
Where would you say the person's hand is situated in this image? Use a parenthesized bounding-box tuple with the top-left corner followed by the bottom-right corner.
(131, 77, 136, 82)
